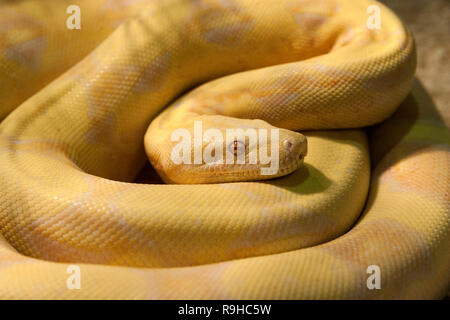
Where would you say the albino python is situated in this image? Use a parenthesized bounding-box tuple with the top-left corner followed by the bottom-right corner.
(0, 0, 448, 299)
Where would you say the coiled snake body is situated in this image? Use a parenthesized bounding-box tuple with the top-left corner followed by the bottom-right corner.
(0, 0, 448, 299)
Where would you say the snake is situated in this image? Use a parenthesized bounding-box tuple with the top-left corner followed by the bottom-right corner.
(0, 0, 448, 299)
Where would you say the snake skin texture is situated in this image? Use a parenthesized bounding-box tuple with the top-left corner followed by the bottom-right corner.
(0, 0, 448, 299)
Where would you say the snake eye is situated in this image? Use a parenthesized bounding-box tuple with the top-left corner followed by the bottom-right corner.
(229, 140, 245, 156)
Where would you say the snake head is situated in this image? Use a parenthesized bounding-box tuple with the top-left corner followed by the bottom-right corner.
(146, 116, 307, 184)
